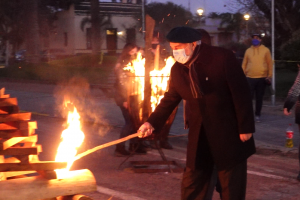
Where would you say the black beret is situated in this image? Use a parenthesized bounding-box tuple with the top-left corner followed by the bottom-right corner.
(166, 26, 202, 43)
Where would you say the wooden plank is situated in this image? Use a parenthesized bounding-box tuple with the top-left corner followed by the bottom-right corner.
(0, 121, 37, 130)
(0, 169, 96, 200)
(0, 137, 28, 150)
(0, 155, 6, 180)
(20, 121, 37, 130)
(0, 122, 18, 130)
(0, 144, 42, 155)
(0, 112, 31, 122)
(3, 170, 36, 178)
(0, 161, 67, 172)
(0, 88, 9, 98)
(0, 129, 35, 138)
(0, 98, 18, 107)
(0, 105, 19, 114)
(22, 134, 38, 143)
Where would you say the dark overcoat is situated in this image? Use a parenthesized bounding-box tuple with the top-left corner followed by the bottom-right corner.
(147, 43, 256, 170)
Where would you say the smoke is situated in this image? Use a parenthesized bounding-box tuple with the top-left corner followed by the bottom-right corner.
(53, 76, 111, 136)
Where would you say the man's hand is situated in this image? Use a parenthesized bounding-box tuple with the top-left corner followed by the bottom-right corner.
(240, 133, 252, 142)
(123, 102, 128, 109)
(283, 108, 291, 116)
(138, 122, 155, 138)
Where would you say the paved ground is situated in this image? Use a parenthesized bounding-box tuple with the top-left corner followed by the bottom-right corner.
(1, 78, 298, 157)
(1, 78, 300, 200)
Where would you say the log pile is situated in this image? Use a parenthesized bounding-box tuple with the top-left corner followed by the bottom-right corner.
(0, 88, 96, 200)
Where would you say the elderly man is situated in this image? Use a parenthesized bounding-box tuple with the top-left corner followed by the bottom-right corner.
(138, 27, 256, 200)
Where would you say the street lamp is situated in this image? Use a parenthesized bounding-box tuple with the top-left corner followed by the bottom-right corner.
(244, 13, 250, 37)
(197, 8, 204, 16)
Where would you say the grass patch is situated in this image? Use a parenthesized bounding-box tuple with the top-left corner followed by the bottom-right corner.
(0, 54, 117, 85)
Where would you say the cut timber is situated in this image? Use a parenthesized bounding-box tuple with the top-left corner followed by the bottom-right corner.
(0, 121, 37, 130)
(0, 169, 97, 200)
(0, 98, 18, 107)
(0, 137, 28, 150)
(0, 155, 5, 180)
(0, 106, 19, 114)
(0, 144, 42, 155)
(0, 129, 35, 138)
(0, 88, 10, 98)
(57, 195, 93, 200)
(3, 170, 36, 178)
(0, 112, 31, 122)
(0, 134, 37, 151)
(0, 161, 67, 172)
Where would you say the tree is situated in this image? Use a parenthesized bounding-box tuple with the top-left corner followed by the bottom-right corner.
(209, 12, 246, 42)
(254, 0, 300, 46)
(230, 0, 300, 47)
(145, 2, 195, 42)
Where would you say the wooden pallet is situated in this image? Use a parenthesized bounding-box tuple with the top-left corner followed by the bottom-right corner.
(0, 88, 67, 180)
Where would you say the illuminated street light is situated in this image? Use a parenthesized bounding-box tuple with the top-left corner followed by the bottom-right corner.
(244, 13, 250, 37)
(197, 8, 204, 16)
(244, 13, 250, 21)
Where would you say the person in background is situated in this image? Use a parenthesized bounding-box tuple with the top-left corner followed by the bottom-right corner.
(283, 62, 300, 181)
(231, 45, 243, 68)
(114, 43, 147, 156)
(242, 33, 273, 123)
(138, 26, 256, 200)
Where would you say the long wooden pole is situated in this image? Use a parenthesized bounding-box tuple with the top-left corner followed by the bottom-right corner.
(74, 132, 140, 161)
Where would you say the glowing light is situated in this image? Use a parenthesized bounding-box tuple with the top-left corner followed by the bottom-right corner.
(197, 8, 204, 16)
(244, 14, 250, 21)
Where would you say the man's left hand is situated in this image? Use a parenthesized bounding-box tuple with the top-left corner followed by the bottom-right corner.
(240, 133, 252, 142)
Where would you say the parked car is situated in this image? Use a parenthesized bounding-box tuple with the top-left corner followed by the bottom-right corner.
(15, 49, 27, 62)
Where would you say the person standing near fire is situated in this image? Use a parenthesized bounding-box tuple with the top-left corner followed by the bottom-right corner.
(283, 62, 300, 181)
(137, 26, 256, 200)
(114, 43, 147, 156)
(242, 33, 273, 123)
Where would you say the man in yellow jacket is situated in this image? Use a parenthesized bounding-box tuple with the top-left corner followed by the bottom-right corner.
(242, 33, 272, 123)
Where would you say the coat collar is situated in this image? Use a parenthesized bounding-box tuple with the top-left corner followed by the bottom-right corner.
(195, 43, 213, 66)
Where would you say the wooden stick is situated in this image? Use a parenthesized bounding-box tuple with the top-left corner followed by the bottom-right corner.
(75, 132, 140, 160)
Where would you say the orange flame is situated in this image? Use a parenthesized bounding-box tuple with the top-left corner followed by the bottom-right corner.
(150, 56, 175, 111)
(123, 53, 175, 112)
(55, 103, 85, 179)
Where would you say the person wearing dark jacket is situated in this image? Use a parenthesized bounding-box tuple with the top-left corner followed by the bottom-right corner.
(138, 27, 256, 200)
(283, 63, 300, 181)
(114, 43, 147, 156)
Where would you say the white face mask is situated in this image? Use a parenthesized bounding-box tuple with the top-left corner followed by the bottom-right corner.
(173, 48, 190, 64)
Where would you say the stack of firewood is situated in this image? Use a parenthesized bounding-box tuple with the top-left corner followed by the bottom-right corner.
(0, 88, 96, 200)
